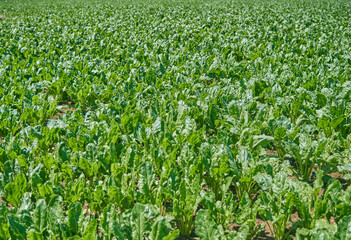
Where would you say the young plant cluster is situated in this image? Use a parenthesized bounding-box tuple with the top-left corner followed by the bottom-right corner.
(0, 0, 350, 239)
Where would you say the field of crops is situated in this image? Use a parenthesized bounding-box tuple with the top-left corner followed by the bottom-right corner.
(0, 0, 351, 239)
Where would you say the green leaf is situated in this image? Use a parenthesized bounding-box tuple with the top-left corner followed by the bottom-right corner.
(313, 170, 324, 199)
(47, 119, 68, 130)
(27, 230, 43, 240)
(253, 135, 274, 148)
(316, 94, 327, 108)
(5, 173, 27, 207)
(151, 216, 173, 240)
(8, 215, 26, 240)
(274, 127, 287, 141)
(112, 221, 126, 240)
(132, 203, 149, 240)
(337, 216, 351, 240)
(195, 209, 222, 240)
(138, 162, 155, 203)
(83, 219, 97, 239)
(254, 173, 272, 191)
(34, 199, 48, 232)
(68, 202, 82, 235)
(311, 219, 337, 240)
(0, 204, 10, 239)
(330, 116, 344, 129)
(338, 164, 351, 172)
(163, 230, 179, 240)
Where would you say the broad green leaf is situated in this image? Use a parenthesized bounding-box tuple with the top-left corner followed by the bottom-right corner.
(195, 209, 222, 240)
(337, 216, 351, 240)
(8, 215, 26, 240)
(5, 173, 27, 207)
(132, 203, 148, 240)
(33, 199, 48, 232)
(151, 216, 173, 240)
(27, 230, 43, 240)
(83, 219, 97, 239)
(68, 202, 82, 235)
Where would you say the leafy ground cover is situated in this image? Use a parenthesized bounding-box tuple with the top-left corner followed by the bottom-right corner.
(0, 0, 351, 239)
